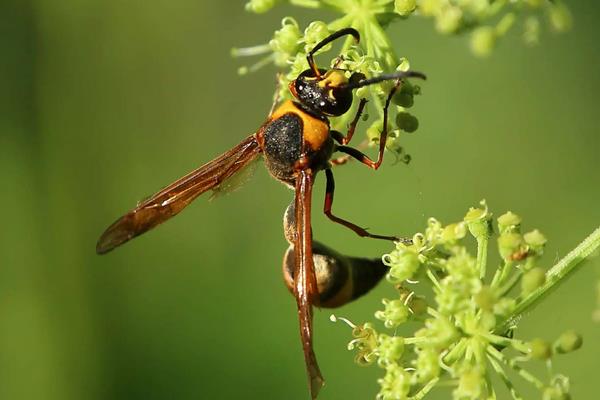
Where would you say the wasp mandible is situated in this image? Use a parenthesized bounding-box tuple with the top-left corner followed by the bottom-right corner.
(96, 27, 426, 399)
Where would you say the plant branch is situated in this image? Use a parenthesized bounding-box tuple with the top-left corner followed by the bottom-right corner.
(495, 226, 600, 334)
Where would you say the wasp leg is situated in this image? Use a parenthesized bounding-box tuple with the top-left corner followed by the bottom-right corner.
(323, 168, 398, 241)
(331, 98, 368, 146)
(335, 81, 402, 170)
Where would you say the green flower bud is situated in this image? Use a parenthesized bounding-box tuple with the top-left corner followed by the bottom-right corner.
(549, 2, 572, 32)
(426, 317, 459, 349)
(446, 249, 478, 278)
(454, 367, 484, 400)
(392, 84, 414, 108)
(396, 57, 410, 72)
(384, 248, 421, 283)
(521, 267, 546, 295)
(440, 222, 467, 244)
(419, 0, 442, 17)
(348, 323, 379, 365)
(471, 26, 497, 57)
(524, 16, 541, 46)
(498, 232, 525, 261)
(413, 347, 441, 383)
(304, 21, 331, 52)
(436, 286, 467, 316)
(378, 363, 411, 400)
(425, 217, 442, 240)
(356, 86, 369, 99)
(524, 229, 547, 254)
(375, 299, 410, 328)
(377, 334, 405, 366)
(396, 112, 419, 133)
(435, 6, 463, 34)
(245, 0, 278, 14)
(464, 203, 492, 240)
(497, 211, 522, 234)
(394, 0, 416, 16)
(554, 330, 582, 354)
(528, 338, 552, 360)
(495, 12, 516, 37)
(269, 18, 301, 55)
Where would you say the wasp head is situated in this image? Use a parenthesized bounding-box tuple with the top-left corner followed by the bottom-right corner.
(290, 68, 365, 117)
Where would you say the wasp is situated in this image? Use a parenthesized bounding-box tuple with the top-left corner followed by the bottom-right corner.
(96, 28, 425, 399)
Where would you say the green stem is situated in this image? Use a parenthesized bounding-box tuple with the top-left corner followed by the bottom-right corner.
(494, 226, 600, 334)
(231, 43, 271, 57)
(496, 269, 523, 297)
(487, 346, 544, 389)
(410, 377, 440, 400)
(477, 235, 489, 279)
(487, 355, 524, 400)
(289, 0, 322, 8)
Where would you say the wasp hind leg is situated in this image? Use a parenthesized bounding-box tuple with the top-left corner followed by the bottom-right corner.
(323, 168, 407, 242)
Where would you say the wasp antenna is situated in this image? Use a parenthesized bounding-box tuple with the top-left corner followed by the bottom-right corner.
(307, 28, 360, 79)
(341, 70, 427, 91)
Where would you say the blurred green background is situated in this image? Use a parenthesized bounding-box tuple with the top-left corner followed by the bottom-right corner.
(1, 1, 599, 399)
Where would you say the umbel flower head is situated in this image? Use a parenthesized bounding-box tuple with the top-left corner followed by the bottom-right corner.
(242, 0, 571, 58)
(333, 201, 583, 400)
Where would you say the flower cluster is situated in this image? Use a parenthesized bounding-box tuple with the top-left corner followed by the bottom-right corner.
(397, 0, 572, 57)
(333, 202, 586, 399)
(243, 0, 571, 57)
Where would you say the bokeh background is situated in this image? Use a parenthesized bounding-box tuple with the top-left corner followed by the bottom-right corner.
(1, 1, 599, 399)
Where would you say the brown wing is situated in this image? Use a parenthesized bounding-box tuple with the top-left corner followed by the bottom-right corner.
(96, 135, 261, 254)
(293, 168, 324, 399)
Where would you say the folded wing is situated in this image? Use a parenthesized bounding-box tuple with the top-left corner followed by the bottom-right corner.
(96, 135, 261, 254)
(293, 168, 324, 399)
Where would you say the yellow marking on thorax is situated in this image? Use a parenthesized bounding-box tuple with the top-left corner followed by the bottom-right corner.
(271, 100, 330, 151)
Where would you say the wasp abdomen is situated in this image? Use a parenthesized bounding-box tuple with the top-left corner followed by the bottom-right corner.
(282, 241, 387, 308)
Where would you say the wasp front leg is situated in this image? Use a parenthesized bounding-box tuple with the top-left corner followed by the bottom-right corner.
(329, 98, 368, 166)
(330, 98, 368, 146)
